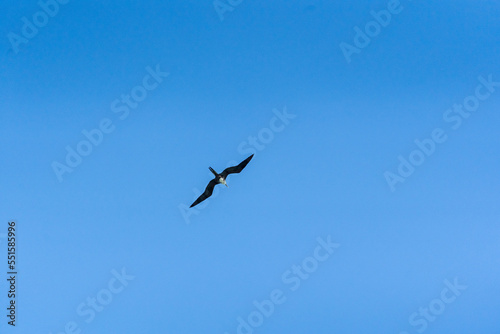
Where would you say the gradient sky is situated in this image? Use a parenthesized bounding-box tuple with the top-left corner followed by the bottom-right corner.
(1, 1, 500, 333)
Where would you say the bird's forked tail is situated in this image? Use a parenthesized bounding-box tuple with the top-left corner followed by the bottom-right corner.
(208, 167, 218, 177)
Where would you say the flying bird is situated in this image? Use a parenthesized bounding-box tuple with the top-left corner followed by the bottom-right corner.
(190, 154, 254, 208)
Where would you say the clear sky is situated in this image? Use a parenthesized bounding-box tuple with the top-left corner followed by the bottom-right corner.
(1, 1, 500, 333)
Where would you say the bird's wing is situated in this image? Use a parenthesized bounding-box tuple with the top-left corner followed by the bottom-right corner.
(190, 179, 218, 208)
(220, 154, 254, 179)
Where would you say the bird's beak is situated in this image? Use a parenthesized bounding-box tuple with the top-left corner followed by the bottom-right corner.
(225, 183, 228, 187)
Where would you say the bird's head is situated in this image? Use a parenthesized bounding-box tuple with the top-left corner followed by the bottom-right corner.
(222, 179, 228, 187)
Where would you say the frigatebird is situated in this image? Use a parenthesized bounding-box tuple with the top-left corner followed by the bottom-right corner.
(190, 154, 254, 208)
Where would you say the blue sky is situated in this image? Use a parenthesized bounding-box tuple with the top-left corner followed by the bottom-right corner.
(1, 1, 500, 333)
